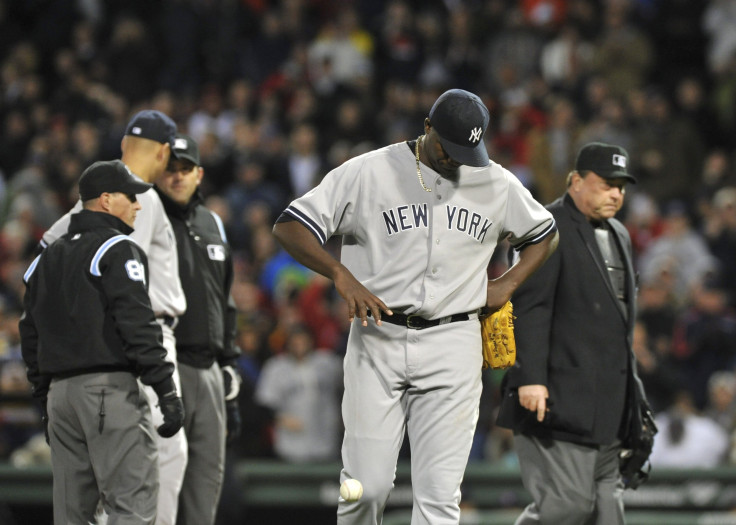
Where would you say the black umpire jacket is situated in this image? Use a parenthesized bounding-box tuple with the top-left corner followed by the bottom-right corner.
(497, 193, 648, 446)
(19, 210, 174, 398)
(156, 187, 239, 369)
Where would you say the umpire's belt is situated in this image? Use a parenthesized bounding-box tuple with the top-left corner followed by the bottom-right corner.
(374, 310, 478, 330)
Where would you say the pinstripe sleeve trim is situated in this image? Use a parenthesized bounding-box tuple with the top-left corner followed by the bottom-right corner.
(283, 206, 327, 245)
(23, 254, 42, 283)
(512, 220, 557, 252)
(209, 210, 228, 243)
(90, 235, 133, 276)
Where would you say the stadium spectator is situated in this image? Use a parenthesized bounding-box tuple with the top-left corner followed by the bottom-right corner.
(650, 389, 729, 469)
(255, 324, 343, 463)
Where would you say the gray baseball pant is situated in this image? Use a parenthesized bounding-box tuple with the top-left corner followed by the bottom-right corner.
(138, 322, 188, 525)
(176, 362, 226, 525)
(337, 319, 482, 525)
(48, 372, 158, 525)
(514, 434, 625, 525)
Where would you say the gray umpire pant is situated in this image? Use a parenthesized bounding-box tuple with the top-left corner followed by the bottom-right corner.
(48, 372, 158, 525)
(176, 362, 226, 525)
(514, 434, 625, 525)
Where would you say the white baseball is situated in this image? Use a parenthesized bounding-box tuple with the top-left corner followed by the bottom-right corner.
(340, 479, 363, 502)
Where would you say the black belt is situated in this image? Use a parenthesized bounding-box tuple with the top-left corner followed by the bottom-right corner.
(158, 315, 178, 328)
(371, 310, 477, 330)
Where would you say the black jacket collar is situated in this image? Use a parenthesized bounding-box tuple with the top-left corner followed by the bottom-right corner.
(155, 185, 203, 220)
(563, 192, 601, 227)
(69, 209, 134, 235)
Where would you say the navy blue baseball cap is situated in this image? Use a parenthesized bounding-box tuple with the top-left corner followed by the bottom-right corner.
(125, 110, 178, 157)
(575, 142, 637, 183)
(78, 159, 152, 201)
(428, 89, 490, 167)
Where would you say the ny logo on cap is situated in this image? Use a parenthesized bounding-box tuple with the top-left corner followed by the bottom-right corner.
(469, 127, 482, 144)
(612, 154, 627, 168)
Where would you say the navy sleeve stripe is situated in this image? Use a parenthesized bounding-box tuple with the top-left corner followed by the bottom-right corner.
(284, 206, 326, 245)
(513, 220, 557, 252)
(90, 235, 133, 276)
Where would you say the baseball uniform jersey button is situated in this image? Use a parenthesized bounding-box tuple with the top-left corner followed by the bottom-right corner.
(437, 195, 442, 200)
(432, 268, 437, 274)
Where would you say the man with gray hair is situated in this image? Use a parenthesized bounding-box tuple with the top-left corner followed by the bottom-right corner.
(498, 142, 653, 524)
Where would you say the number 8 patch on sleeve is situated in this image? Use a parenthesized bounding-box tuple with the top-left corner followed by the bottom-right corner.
(125, 260, 146, 284)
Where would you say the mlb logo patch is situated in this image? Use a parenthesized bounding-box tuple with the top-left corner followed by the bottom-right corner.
(612, 154, 627, 168)
(174, 137, 188, 150)
(207, 245, 226, 261)
(131, 126, 142, 135)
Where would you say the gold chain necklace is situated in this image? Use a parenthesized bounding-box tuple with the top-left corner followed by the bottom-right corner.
(415, 135, 432, 192)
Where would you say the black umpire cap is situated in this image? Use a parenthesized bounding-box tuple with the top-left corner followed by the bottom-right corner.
(171, 133, 200, 166)
(78, 160, 153, 201)
(428, 89, 490, 167)
(575, 142, 637, 183)
(125, 110, 179, 157)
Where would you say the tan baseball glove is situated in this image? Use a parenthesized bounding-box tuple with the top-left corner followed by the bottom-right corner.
(480, 301, 516, 370)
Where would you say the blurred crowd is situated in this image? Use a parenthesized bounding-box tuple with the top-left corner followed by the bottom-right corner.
(1, 0, 736, 475)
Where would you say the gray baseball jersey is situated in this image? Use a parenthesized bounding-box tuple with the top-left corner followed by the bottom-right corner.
(42, 188, 186, 318)
(281, 141, 555, 525)
(283, 142, 555, 317)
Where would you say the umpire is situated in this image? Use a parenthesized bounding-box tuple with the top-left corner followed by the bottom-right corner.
(155, 133, 241, 525)
(497, 143, 651, 524)
(19, 160, 185, 525)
